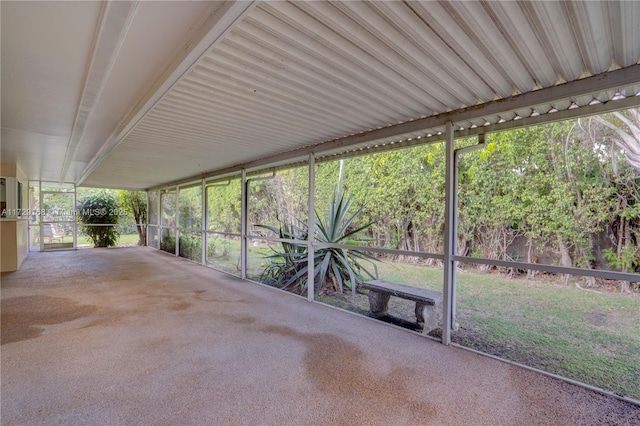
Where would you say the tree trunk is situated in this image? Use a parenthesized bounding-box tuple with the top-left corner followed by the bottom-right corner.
(136, 224, 147, 246)
(130, 198, 147, 246)
(557, 235, 573, 284)
(621, 218, 632, 293)
(526, 236, 537, 280)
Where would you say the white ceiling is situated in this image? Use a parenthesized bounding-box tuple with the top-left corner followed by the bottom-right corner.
(2, 1, 640, 190)
(1, 0, 229, 185)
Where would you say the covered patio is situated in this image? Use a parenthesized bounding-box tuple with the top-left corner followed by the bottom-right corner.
(2, 1, 640, 422)
(2, 247, 638, 424)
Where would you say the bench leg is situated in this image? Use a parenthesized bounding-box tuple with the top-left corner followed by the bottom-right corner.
(416, 303, 438, 334)
(368, 290, 390, 318)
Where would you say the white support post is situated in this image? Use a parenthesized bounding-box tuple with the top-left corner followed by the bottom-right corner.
(452, 154, 458, 323)
(241, 169, 248, 280)
(442, 121, 456, 345)
(201, 178, 206, 266)
(145, 190, 149, 246)
(175, 186, 180, 257)
(307, 153, 315, 301)
(72, 184, 77, 249)
(156, 189, 161, 248)
(451, 134, 485, 322)
(39, 181, 44, 252)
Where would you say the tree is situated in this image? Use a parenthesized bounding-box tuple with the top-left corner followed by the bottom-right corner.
(116, 190, 147, 245)
(594, 108, 640, 170)
(588, 110, 640, 290)
(176, 185, 202, 262)
(457, 121, 617, 281)
(247, 167, 309, 232)
(322, 145, 447, 258)
(77, 192, 120, 247)
(207, 178, 241, 233)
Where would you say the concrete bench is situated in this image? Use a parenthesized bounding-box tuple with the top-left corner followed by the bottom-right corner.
(362, 280, 443, 334)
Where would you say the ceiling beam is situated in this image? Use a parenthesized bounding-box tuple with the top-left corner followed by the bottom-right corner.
(60, 1, 140, 183)
(77, 0, 259, 186)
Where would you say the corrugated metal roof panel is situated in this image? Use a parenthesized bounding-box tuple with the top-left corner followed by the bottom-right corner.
(84, 0, 640, 190)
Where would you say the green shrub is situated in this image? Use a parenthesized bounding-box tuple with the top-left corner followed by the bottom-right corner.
(76, 192, 120, 247)
(160, 230, 175, 253)
(179, 233, 202, 262)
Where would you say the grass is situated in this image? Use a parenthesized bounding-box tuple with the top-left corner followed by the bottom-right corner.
(34, 233, 141, 248)
(201, 236, 268, 276)
(205, 236, 243, 275)
(450, 269, 640, 399)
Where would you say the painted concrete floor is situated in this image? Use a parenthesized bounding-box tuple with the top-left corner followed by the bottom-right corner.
(2, 247, 639, 425)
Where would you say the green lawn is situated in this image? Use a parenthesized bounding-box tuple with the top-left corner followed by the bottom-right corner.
(451, 268, 639, 399)
(35, 233, 141, 247)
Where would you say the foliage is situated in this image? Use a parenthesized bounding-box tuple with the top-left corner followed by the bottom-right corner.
(259, 190, 378, 295)
(76, 192, 120, 247)
(116, 190, 147, 245)
(179, 233, 202, 262)
(314, 145, 448, 256)
(161, 190, 176, 228)
(148, 190, 159, 225)
(248, 115, 639, 280)
(602, 246, 639, 274)
(160, 229, 175, 253)
(207, 236, 230, 260)
(247, 169, 308, 230)
(207, 178, 242, 233)
(594, 108, 640, 170)
(178, 185, 201, 230)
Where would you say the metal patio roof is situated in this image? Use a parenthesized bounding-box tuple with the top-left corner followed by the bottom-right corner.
(2, 1, 639, 190)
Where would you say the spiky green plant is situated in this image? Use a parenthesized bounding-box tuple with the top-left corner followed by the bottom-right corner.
(259, 190, 378, 295)
(258, 221, 309, 289)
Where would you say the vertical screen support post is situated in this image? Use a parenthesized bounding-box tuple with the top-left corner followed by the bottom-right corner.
(241, 169, 248, 280)
(443, 121, 456, 345)
(307, 153, 315, 301)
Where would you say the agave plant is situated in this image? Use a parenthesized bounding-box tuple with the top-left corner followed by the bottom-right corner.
(259, 190, 378, 295)
(257, 220, 309, 289)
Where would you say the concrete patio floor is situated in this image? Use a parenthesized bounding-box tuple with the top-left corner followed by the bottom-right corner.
(2, 247, 639, 425)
